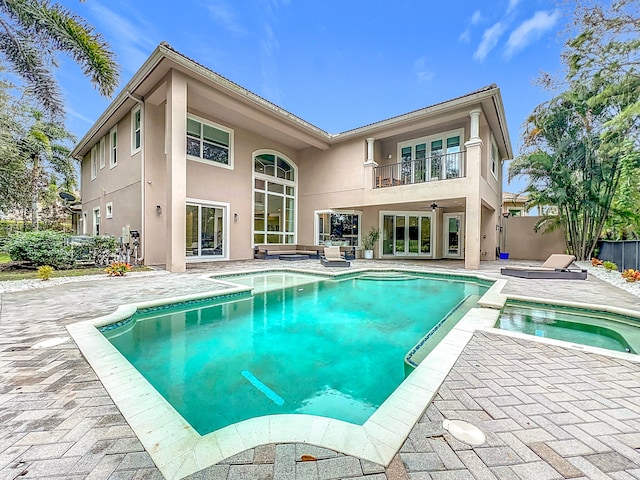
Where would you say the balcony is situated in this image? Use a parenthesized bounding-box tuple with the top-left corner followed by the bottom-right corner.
(373, 151, 466, 188)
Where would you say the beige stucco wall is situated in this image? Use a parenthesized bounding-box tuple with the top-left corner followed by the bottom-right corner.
(81, 110, 142, 241)
(503, 216, 566, 260)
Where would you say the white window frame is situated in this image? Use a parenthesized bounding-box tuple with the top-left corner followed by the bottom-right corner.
(99, 136, 106, 169)
(185, 199, 230, 262)
(252, 150, 297, 245)
(186, 114, 234, 170)
(397, 128, 465, 182)
(131, 107, 141, 155)
(314, 209, 362, 247)
(443, 212, 465, 259)
(93, 207, 101, 236)
(379, 210, 435, 257)
(90, 145, 98, 180)
(490, 133, 498, 180)
(109, 126, 117, 169)
(105, 202, 113, 219)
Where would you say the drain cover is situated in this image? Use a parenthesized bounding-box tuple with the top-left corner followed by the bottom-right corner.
(442, 419, 486, 446)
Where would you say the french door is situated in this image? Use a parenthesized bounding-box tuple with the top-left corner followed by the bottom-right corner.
(443, 213, 464, 258)
(382, 212, 433, 256)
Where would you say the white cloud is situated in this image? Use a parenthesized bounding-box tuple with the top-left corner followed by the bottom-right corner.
(202, 1, 247, 35)
(505, 10, 560, 58)
(474, 22, 506, 61)
(86, 3, 155, 74)
(413, 57, 434, 83)
(459, 10, 482, 44)
(507, 0, 521, 14)
(66, 107, 95, 125)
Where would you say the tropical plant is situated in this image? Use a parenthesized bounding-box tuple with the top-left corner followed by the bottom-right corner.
(0, 0, 119, 117)
(37, 264, 53, 280)
(603, 261, 618, 271)
(105, 261, 131, 277)
(622, 268, 640, 282)
(18, 109, 76, 229)
(362, 227, 380, 251)
(510, 0, 640, 260)
(591, 257, 603, 267)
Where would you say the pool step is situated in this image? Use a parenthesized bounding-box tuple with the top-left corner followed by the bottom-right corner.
(405, 294, 482, 369)
(357, 272, 419, 281)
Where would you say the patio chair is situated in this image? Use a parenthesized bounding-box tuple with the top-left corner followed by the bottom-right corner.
(500, 254, 587, 280)
(320, 246, 351, 267)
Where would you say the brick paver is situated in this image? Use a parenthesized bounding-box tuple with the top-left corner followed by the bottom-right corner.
(1, 259, 639, 479)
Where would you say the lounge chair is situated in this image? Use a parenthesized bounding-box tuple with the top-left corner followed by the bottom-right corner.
(321, 246, 351, 267)
(500, 254, 587, 280)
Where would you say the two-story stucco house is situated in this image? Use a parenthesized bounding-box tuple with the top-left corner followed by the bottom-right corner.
(72, 42, 513, 272)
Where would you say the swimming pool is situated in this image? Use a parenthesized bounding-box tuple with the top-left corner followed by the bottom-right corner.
(497, 302, 640, 353)
(103, 271, 488, 435)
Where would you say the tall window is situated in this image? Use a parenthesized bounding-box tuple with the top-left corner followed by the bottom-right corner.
(93, 207, 100, 236)
(186, 115, 233, 167)
(109, 126, 117, 168)
(490, 135, 498, 177)
(317, 211, 361, 246)
(131, 107, 141, 154)
(253, 152, 296, 244)
(90, 145, 98, 180)
(186, 203, 226, 258)
(99, 137, 105, 169)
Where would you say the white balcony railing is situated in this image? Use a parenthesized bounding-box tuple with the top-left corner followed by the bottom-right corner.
(373, 151, 465, 188)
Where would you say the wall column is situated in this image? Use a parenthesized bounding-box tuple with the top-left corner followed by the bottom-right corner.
(165, 70, 187, 272)
(464, 108, 483, 269)
(364, 137, 378, 189)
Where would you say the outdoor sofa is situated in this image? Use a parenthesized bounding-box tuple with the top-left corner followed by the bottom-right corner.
(254, 244, 355, 260)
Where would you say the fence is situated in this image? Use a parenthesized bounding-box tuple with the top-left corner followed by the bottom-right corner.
(597, 240, 640, 271)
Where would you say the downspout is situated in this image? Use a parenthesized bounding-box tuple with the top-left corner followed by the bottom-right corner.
(126, 91, 145, 263)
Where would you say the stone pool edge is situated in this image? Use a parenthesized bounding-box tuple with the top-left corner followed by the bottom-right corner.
(66, 269, 501, 480)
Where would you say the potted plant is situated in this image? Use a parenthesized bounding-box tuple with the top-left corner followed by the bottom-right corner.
(362, 227, 380, 259)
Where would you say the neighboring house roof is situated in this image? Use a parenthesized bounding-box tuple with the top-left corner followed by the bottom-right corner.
(72, 42, 513, 159)
(503, 192, 530, 203)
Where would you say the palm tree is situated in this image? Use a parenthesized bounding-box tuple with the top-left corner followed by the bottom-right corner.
(0, 0, 119, 117)
(509, 87, 629, 260)
(19, 109, 76, 229)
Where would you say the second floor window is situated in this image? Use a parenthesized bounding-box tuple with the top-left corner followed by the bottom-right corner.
(186, 116, 232, 166)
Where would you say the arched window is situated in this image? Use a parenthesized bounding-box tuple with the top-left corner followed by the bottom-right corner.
(253, 152, 297, 244)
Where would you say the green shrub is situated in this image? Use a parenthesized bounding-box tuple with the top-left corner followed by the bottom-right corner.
(89, 236, 119, 266)
(6, 231, 75, 269)
(603, 261, 618, 271)
(37, 265, 55, 280)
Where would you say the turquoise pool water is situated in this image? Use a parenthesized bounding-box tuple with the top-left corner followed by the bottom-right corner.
(498, 303, 639, 353)
(104, 272, 487, 435)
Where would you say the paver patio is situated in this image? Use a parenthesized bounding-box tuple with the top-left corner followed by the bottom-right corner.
(1, 259, 639, 479)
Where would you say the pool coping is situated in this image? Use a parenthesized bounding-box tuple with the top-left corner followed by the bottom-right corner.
(67, 268, 500, 479)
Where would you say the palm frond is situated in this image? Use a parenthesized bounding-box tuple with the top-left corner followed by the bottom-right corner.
(1, 0, 119, 97)
(0, 20, 63, 115)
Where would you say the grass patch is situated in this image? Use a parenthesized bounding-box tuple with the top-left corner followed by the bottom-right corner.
(0, 265, 152, 282)
(0, 252, 10, 264)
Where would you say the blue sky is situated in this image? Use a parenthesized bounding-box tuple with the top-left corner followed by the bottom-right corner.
(56, 0, 569, 193)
